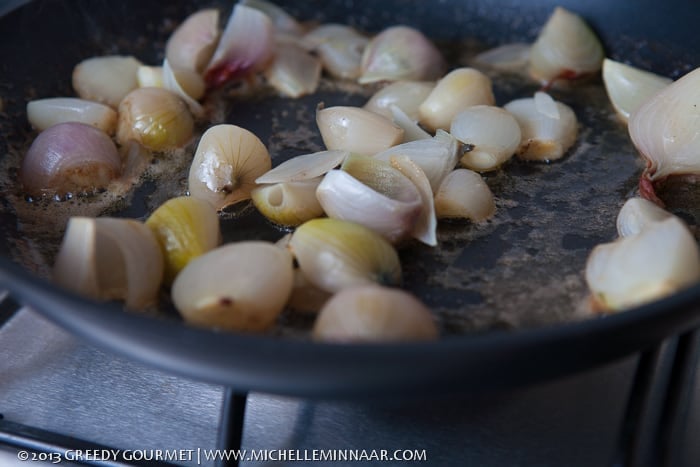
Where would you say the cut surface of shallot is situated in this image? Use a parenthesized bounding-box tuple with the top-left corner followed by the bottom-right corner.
(53, 217, 164, 309)
(27, 98, 117, 134)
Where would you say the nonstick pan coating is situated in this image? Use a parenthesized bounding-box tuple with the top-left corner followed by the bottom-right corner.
(0, 0, 699, 398)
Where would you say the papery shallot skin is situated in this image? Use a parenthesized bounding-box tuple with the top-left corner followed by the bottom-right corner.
(20, 122, 121, 197)
(628, 67, 700, 205)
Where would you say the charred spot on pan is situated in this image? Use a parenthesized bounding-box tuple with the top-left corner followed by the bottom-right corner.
(453, 224, 510, 271)
(562, 233, 606, 251)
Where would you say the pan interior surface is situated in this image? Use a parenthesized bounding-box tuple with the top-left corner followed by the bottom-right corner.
(0, 0, 699, 396)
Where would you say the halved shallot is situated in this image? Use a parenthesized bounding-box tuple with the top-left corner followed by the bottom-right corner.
(136, 66, 165, 88)
(602, 59, 671, 123)
(53, 217, 164, 309)
(26, 98, 117, 134)
(364, 80, 435, 121)
(171, 241, 294, 332)
(316, 105, 404, 156)
(241, 0, 304, 37)
(472, 43, 531, 71)
(374, 130, 458, 193)
(264, 43, 321, 98)
(359, 26, 446, 84)
(628, 67, 700, 205)
(313, 285, 438, 342)
(616, 197, 673, 238)
(419, 67, 495, 132)
(503, 92, 578, 161)
(204, 4, 274, 88)
(585, 217, 700, 312)
(303, 24, 369, 80)
(188, 124, 272, 210)
(316, 155, 423, 244)
(450, 105, 521, 171)
(251, 178, 325, 227)
(116, 87, 195, 152)
(434, 169, 496, 222)
(287, 218, 402, 293)
(162, 59, 206, 117)
(20, 122, 121, 197)
(528, 7, 604, 85)
(72, 55, 142, 108)
(145, 196, 222, 285)
(286, 269, 333, 315)
(165, 8, 221, 73)
(389, 105, 432, 142)
(389, 155, 438, 246)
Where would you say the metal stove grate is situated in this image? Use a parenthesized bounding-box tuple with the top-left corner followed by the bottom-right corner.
(0, 290, 699, 467)
(0, 291, 246, 466)
(0, 395, 247, 467)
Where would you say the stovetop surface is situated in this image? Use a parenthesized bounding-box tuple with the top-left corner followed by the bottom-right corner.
(2, 306, 699, 467)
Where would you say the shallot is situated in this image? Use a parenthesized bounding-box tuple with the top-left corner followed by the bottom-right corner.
(20, 122, 121, 196)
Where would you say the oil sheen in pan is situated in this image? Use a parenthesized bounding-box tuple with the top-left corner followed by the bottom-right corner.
(0, 17, 661, 338)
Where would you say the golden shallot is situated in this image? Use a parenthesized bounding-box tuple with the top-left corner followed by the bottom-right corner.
(288, 218, 402, 294)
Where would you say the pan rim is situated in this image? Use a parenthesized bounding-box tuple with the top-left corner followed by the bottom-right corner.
(3, 255, 700, 398)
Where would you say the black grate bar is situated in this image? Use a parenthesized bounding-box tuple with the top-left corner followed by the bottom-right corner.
(657, 328, 700, 467)
(0, 418, 180, 467)
(0, 292, 21, 327)
(614, 344, 664, 467)
(215, 389, 248, 467)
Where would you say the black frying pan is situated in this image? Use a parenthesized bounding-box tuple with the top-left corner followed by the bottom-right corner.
(1, 0, 699, 399)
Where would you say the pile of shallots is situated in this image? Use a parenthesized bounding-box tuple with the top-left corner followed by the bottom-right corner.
(21, 0, 700, 341)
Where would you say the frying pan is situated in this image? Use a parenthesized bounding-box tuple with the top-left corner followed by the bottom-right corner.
(1, 0, 699, 399)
